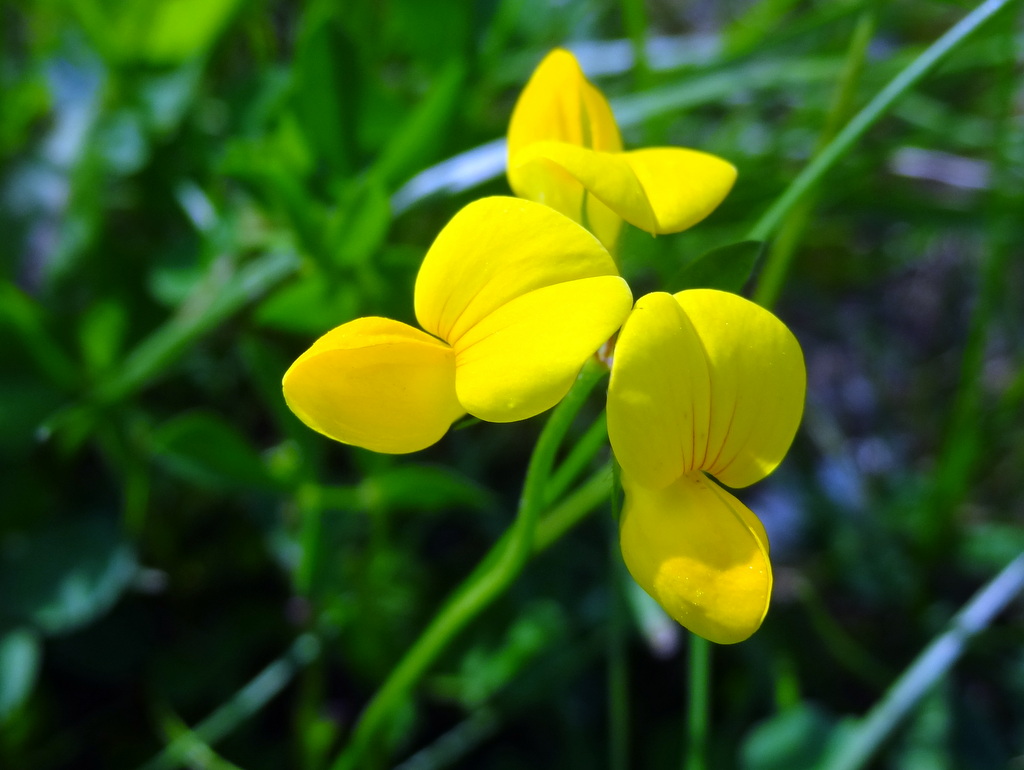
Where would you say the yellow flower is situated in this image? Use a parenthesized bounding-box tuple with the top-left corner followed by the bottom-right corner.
(507, 48, 739, 251)
(282, 196, 633, 454)
(607, 290, 806, 643)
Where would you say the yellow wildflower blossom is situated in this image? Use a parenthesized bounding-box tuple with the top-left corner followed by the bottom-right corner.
(283, 196, 633, 454)
(607, 290, 806, 643)
(507, 49, 738, 250)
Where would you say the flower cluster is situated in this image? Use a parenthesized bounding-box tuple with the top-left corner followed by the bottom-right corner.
(283, 49, 805, 644)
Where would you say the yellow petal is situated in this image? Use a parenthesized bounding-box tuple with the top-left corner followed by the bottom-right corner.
(414, 197, 621, 344)
(675, 289, 805, 488)
(607, 290, 805, 490)
(623, 148, 737, 232)
(506, 49, 624, 251)
(454, 275, 632, 422)
(510, 143, 736, 236)
(619, 470, 772, 644)
(282, 317, 463, 454)
(506, 48, 622, 160)
(607, 291, 712, 490)
(509, 142, 633, 249)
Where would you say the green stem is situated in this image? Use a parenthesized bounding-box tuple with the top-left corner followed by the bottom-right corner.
(753, 2, 878, 309)
(827, 553, 1024, 770)
(619, 0, 651, 86)
(544, 411, 608, 508)
(746, 0, 1017, 244)
(331, 362, 609, 770)
(534, 462, 614, 552)
(137, 634, 321, 770)
(685, 635, 711, 770)
(608, 466, 629, 770)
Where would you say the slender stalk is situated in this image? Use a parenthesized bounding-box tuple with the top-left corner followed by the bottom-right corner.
(827, 553, 1024, 770)
(543, 412, 608, 508)
(138, 635, 322, 770)
(608, 467, 629, 770)
(746, 0, 1018, 244)
(330, 362, 609, 770)
(534, 463, 613, 552)
(619, 0, 651, 86)
(685, 635, 711, 770)
(753, 2, 878, 309)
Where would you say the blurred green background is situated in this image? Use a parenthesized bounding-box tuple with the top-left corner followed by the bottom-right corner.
(2, 0, 1023, 768)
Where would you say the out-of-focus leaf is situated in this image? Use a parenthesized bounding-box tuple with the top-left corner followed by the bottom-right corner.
(141, 0, 244, 64)
(219, 140, 327, 263)
(741, 704, 839, 770)
(673, 240, 765, 293)
(291, 7, 359, 178)
(238, 336, 321, 455)
(357, 465, 494, 514)
(75, 0, 243, 65)
(384, 0, 472, 65)
(434, 601, 567, 707)
(889, 684, 952, 770)
(95, 109, 148, 174)
(0, 628, 41, 722)
(0, 74, 50, 159)
(327, 178, 392, 270)
(150, 411, 275, 490)
(0, 378, 64, 455)
(254, 271, 358, 335)
(95, 250, 300, 403)
(371, 59, 465, 188)
(724, 0, 805, 56)
(0, 515, 136, 636)
(137, 64, 204, 135)
(149, 262, 208, 308)
(0, 282, 78, 389)
(959, 523, 1024, 574)
(78, 299, 127, 378)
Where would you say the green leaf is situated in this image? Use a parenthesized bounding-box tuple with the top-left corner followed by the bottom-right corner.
(77, 300, 128, 379)
(95, 250, 300, 404)
(356, 465, 494, 514)
(0, 282, 78, 390)
(254, 270, 359, 335)
(0, 515, 136, 636)
(142, 0, 244, 64)
(435, 602, 566, 708)
(673, 240, 765, 293)
(71, 0, 243, 65)
(741, 704, 839, 770)
(291, 6, 360, 178)
(959, 523, 1024, 573)
(371, 59, 465, 188)
(327, 178, 392, 270)
(0, 628, 41, 722)
(150, 411, 275, 491)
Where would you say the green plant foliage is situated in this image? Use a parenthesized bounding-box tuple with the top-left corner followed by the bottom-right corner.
(673, 240, 765, 294)
(2, 0, 1023, 768)
(0, 628, 42, 721)
(0, 515, 136, 636)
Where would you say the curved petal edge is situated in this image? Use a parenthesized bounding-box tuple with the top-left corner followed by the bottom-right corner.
(282, 317, 463, 454)
(619, 471, 772, 644)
